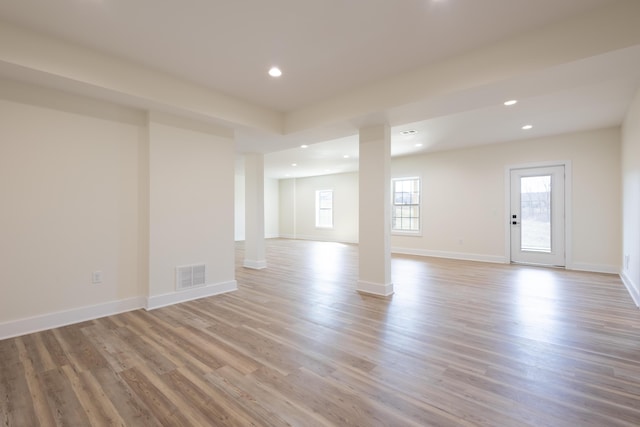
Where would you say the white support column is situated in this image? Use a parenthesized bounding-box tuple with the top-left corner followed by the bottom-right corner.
(244, 153, 267, 269)
(358, 124, 393, 296)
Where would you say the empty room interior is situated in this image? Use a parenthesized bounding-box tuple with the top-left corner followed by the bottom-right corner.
(2, 0, 640, 425)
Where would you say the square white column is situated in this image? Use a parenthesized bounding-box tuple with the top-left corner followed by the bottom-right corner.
(244, 153, 267, 269)
(358, 124, 393, 296)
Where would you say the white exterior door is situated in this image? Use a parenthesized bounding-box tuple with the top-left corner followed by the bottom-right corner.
(510, 166, 565, 266)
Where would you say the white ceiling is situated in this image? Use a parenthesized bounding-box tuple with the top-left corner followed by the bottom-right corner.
(1, 0, 639, 179)
(263, 45, 640, 178)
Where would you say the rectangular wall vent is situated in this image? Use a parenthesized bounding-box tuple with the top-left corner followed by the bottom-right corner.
(176, 264, 206, 290)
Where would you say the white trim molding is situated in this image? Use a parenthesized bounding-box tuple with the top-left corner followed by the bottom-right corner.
(146, 280, 238, 310)
(0, 296, 145, 340)
(243, 259, 268, 269)
(621, 271, 640, 308)
(0, 280, 239, 340)
(393, 247, 621, 274)
(293, 234, 358, 245)
(390, 175, 423, 237)
(566, 263, 620, 275)
(392, 247, 507, 264)
(504, 160, 573, 267)
(357, 280, 394, 296)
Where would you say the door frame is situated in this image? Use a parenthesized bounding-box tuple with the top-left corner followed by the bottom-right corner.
(504, 160, 573, 267)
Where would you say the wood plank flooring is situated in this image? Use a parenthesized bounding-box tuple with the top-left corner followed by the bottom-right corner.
(2, 238, 640, 426)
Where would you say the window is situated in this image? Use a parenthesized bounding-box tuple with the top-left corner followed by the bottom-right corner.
(316, 189, 333, 228)
(392, 177, 420, 233)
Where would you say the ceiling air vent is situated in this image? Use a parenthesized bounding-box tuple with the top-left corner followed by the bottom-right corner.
(176, 264, 206, 290)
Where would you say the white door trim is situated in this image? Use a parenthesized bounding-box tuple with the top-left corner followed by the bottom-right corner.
(510, 166, 565, 265)
(504, 160, 572, 267)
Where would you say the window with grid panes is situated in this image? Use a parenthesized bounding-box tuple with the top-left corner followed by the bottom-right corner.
(315, 189, 333, 228)
(392, 178, 420, 233)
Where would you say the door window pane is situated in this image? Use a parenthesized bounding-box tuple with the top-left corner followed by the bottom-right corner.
(520, 175, 551, 252)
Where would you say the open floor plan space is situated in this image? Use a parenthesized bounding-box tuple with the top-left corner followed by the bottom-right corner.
(2, 239, 640, 426)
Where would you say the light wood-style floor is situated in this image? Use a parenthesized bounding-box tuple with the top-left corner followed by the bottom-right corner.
(2, 239, 640, 426)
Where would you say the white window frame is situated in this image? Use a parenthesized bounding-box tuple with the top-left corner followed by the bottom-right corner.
(391, 177, 422, 236)
(315, 189, 334, 229)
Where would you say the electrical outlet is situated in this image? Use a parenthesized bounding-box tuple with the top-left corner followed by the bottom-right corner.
(92, 271, 103, 284)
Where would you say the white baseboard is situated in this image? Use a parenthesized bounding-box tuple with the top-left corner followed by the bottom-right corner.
(566, 263, 619, 274)
(0, 296, 145, 340)
(621, 271, 640, 308)
(145, 280, 237, 310)
(243, 259, 267, 269)
(278, 233, 296, 239)
(0, 280, 239, 340)
(293, 234, 358, 244)
(357, 280, 394, 296)
(235, 235, 282, 242)
(392, 247, 507, 264)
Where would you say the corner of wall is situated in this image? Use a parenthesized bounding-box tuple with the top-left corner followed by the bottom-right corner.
(621, 271, 640, 308)
(138, 117, 151, 298)
(621, 80, 640, 309)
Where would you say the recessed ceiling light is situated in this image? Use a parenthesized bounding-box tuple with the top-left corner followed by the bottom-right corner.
(268, 67, 282, 77)
(400, 130, 418, 136)
(415, 143, 423, 147)
(504, 100, 518, 106)
(300, 145, 308, 148)
(291, 163, 297, 166)
(522, 125, 533, 130)
(343, 155, 350, 158)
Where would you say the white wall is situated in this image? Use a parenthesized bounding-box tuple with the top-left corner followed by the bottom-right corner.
(279, 179, 296, 239)
(264, 178, 280, 238)
(621, 87, 640, 306)
(235, 174, 245, 241)
(0, 94, 143, 326)
(279, 172, 359, 243)
(277, 129, 621, 272)
(0, 81, 238, 338)
(234, 174, 279, 241)
(147, 115, 236, 306)
(391, 128, 621, 272)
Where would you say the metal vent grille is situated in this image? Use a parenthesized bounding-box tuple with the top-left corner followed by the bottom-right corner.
(176, 264, 206, 290)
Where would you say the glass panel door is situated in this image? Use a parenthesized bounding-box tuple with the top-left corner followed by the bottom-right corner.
(510, 166, 565, 266)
